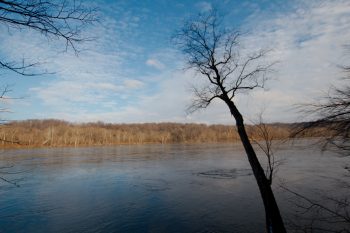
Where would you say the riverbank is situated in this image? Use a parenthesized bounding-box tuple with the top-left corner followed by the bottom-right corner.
(0, 119, 319, 149)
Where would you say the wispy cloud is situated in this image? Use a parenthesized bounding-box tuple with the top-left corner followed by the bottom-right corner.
(195, 2, 212, 12)
(0, 2, 147, 115)
(1, 0, 350, 124)
(123, 79, 144, 89)
(146, 58, 166, 70)
(232, 0, 350, 122)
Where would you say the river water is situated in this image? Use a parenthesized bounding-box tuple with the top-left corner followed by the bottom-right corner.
(0, 141, 349, 233)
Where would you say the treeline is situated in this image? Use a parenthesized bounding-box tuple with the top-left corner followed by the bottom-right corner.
(0, 119, 309, 148)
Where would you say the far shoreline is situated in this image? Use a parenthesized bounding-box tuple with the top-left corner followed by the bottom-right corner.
(0, 119, 323, 150)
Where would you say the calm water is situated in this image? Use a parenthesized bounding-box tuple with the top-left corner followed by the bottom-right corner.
(0, 141, 349, 233)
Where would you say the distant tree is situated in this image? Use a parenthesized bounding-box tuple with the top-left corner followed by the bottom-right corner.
(174, 10, 286, 233)
(0, 0, 97, 75)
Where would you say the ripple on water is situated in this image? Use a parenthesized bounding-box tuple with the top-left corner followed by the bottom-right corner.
(197, 168, 252, 179)
(137, 178, 171, 192)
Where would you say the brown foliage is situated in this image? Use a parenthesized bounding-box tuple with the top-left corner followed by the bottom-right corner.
(0, 119, 298, 148)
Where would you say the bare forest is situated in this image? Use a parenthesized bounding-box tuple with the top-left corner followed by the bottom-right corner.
(0, 119, 323, 148)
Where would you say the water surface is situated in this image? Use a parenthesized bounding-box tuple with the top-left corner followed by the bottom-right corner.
(0, 141, 348, 233)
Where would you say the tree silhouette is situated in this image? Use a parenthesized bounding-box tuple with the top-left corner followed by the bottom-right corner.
(0, 0, 97, 186)
(0, 0, 97, 75)
(288, 53, 350, 232)
(295, 67, 350, 155)
(174, 10, 286, 233)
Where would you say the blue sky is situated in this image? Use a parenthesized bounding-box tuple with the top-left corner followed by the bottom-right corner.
(0, 0, 350, 124)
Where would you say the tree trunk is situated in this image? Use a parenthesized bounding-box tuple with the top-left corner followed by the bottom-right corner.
(225, 99, 286, 233)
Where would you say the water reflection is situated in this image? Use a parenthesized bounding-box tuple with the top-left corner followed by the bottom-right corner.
(0, 142, 348, 233)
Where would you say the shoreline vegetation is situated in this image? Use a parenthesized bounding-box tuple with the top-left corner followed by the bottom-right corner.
(0, 119, 321, 149)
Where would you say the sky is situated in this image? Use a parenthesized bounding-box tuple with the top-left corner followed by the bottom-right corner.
(0, 0, 350, 124)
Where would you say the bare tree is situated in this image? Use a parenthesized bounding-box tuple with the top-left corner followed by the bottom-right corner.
(294, 76, 350, 155)
(287, 52, 350, 232)
(249, 113, 284, 186)
(174, 10, 286, 233)
(0, 0, 97, 75)
(282, 184, 350, 233)
(0, 0, 97, 186)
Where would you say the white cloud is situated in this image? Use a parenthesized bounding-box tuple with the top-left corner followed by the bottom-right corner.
(123, 79, 144, 89)
(146, 58, 165, 70)
(195, 2, 212, 12)
(231, 0, 350, 122)
(181, 0, 350, 123)
(2, 0, 350, 124)
(0, 6, 144, 112)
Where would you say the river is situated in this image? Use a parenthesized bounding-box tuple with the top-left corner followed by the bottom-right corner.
(0, 141, 349, 233)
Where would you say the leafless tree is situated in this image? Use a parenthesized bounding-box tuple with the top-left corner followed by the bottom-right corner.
(282, 184, 350, 233)
(291, 51, 350, 155)
(0, 0, 97, 186)
(295, 76, 350, 155)
(249, 113, 284, 186)
(174, 10, 286, 233)
(0, 0, 97, 75)
(287, 54, 350, 232)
